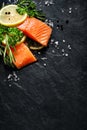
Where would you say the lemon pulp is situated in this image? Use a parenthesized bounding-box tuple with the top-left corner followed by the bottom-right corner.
(0, 5, 27, 26)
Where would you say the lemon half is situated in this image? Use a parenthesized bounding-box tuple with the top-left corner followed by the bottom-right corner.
(0, 5, 27, 26)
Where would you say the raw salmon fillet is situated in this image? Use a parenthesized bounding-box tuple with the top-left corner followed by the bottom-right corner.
(18, 17, 52, 46)
(11, 43, 37, 69)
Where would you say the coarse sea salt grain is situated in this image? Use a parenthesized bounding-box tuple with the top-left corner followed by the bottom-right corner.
(69, 7, 72, 10)
(7, 74, 12, 79)
(9, 84, 12, 87)
(63, 40, 65, 43)
(43, 63, 47, 66)
(38, 51, 41, 55)
(65, 53, 68, 57)
(52, 49, 55, 53)
(55, 41, 59, 45)
(41, 57, 48, 60)
(69, 10, 72, 13)
(61, 49, 65, 53)
(61, 9, 64, 13)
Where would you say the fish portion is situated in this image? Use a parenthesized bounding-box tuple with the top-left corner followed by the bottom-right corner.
(11, 43, 37, 69)
(18, 17, 52, 46)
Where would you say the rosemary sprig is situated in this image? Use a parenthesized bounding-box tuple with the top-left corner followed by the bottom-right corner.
(3, 35, 15, 65)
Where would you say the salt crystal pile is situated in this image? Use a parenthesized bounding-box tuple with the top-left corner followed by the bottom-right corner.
(45, 0, 54, 6)
(50, 39, 54, 44)
(69, 7, 72, 14)
(68, 45, 71, 50)
(7, 71, 20, 82)
(54, 41, 59, 48)
(45, 19, 54, 28)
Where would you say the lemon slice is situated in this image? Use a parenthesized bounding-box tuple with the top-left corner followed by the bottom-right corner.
(30, 45, 44, 50)
(28, 40, 44, 50)
(2, 35, 26, 45)
(0, 5, 27, 26)
(16, 35, 26, 45)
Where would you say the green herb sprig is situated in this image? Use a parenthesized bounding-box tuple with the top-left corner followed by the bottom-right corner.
(17, 0, 45, 21)
(0, 25, 24, 67)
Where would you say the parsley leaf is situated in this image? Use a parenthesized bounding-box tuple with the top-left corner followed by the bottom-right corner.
(17, 0, 45, 21)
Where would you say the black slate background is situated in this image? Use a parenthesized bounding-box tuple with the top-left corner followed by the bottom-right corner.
(0, 0, 87, 130)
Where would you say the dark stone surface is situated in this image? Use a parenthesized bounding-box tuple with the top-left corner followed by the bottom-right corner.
(0, 0, 87, 130)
